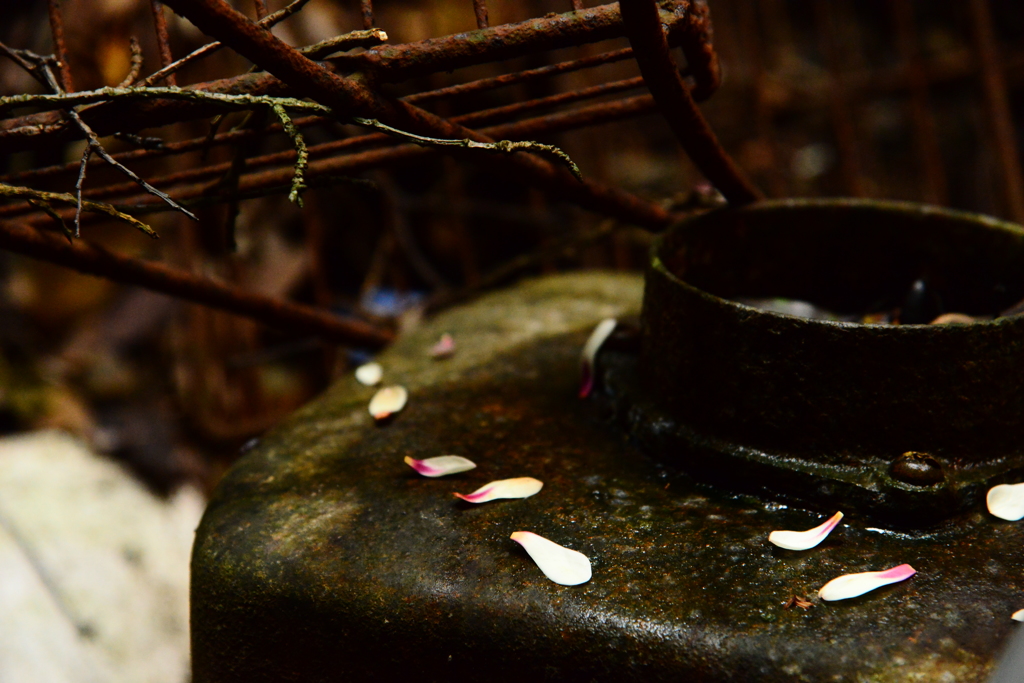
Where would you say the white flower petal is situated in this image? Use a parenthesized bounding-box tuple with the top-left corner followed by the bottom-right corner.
(768, 511, 844, 551)
(368, 385, 408, 420)
(429, 333, 456, 359)
(404, 455, 476, 477)
(818, 564, 916, 602)
(355, 362, 383, 386)
(511, 531, 592, 586)
(1012, 609, 1024, 622)
(987, 483, 1024, 521)
(455, 477, 543, 503)
(579, 318, 617, 398)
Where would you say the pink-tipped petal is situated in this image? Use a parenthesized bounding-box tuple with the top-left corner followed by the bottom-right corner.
(768, 511, 844, 551)
(455, 477, 543, 503)
(369, 385, 408, 420)
(987, 483, 1024, 521)
(1013, 609, 1024, 622)
(404, 455, 476, 477)
(818, 564, 916, 602)
(511, 531, 592, 586)
(578, 366, 594, 399)
(429, 333, 456, 359)
(355, 362, 383, 386)
(579, 318, 617, 398)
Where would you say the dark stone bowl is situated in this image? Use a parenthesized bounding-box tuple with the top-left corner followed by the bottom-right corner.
(628, 198, 1024, 527)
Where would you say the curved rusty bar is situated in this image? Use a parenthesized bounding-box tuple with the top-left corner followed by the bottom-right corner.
(675, 0, 719, 101)
(619, 0, 760, 205)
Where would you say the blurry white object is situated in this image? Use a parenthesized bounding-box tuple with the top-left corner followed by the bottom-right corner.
(0, 430, 203, 683)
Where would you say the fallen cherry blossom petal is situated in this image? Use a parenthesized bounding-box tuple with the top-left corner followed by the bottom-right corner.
(455, 477, 543, 503)
(818, 564, 916, 602)
(579, 318, 617, 398)
(404, 455, 476, 477)
(1013, 609, 1024, 622)
(355, 362, 383, 386)
(368, 385, 408, 420)
(768, 511, 844, 551)
(429, 333, 456, 359)
(511, 531, 592, 586)
(930, 312, 978, 325)
(987, 483, 1024, 521)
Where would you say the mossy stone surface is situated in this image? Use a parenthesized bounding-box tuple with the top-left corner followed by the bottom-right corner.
(192, 272, 1022, 682)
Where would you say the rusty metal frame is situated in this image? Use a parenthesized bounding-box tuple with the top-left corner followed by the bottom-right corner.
(4, 0, 738, 346)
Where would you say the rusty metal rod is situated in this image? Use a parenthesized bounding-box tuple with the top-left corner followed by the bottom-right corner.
(405, 48, 636, 104)
(149, 0, 179, 86)
(675, 0, 720, 101)
(326, 2, 709, 88)
(968, 0, 1024, 223)
(432, 76, 645, 129)
(360, 0, 374, 30)
(473, 0, 489, 29)
(47, 0, 74, 93)
(0, 219, 393, 347)
(619, 0, 760, 205)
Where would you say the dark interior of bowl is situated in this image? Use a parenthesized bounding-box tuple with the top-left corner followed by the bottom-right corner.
(663, 199, 1024, 318)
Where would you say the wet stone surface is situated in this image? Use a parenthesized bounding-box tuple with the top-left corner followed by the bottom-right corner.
(192, 273, 1024, 682)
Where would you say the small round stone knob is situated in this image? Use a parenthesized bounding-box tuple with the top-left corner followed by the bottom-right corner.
(889, 452, 945, 486)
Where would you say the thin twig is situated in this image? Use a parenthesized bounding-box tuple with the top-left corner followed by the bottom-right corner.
(1, 182, 157, 237)
(73, 146, 92, 236)
(0, 42, 45, 80)
(352, 116, 584, 181)
(271, 103, 308, 205)
(65, 107, 198, 222)
(139, 0, 312, 87)
(0, 86, 585, 185)
(113, 132, 165, 150)
(26, 198, 72, 241)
